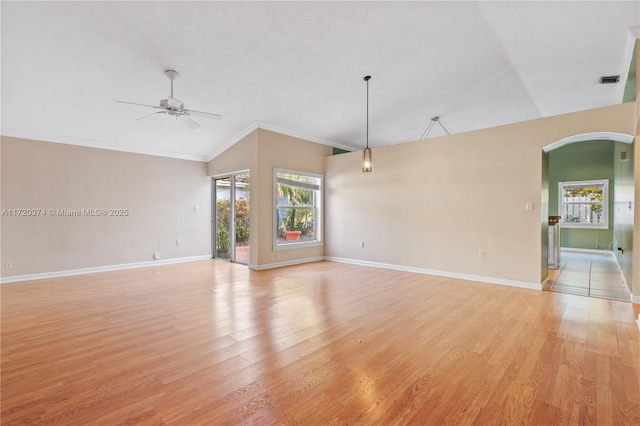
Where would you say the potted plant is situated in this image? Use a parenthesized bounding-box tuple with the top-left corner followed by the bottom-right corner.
(277, 179, 313, 242)
(281, 211, 302, 241)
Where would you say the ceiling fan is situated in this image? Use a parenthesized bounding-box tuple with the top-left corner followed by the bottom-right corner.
(116, 69, 222, 129)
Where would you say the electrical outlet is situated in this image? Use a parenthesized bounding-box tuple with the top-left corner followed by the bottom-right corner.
(176, 239, 181, 246)
(478, 251, 486, 259)
(4, 261, 13, 269)
(153, 253, 160, 260)
(360, 241, 365, 248)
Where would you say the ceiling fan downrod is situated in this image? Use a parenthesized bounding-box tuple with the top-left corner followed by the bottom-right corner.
(165, 69, 179, 98)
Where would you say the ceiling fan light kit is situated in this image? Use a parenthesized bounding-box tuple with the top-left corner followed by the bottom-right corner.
(116, 69, 222, 129)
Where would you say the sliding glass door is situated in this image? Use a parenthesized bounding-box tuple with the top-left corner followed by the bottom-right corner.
(214, 177, 232, 260)
(213, 172, 250, 264)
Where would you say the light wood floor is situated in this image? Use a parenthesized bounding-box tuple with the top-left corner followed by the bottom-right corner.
(2, 260, 639, 425)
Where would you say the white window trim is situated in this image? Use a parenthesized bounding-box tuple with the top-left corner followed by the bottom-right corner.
(558, 179, 609, 230)
(273, 168, 323, 251)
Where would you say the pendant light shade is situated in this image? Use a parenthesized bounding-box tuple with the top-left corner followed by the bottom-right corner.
(362, 75, 373, 173)
(362, 146, 373, 173)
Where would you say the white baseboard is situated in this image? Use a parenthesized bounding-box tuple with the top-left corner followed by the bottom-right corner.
(562, 248, 612, 254)
(0, 255, 212, 284)
(610, 252, 635, 302)
(325, 257, 542, 291)
(248, 256, 325, 271)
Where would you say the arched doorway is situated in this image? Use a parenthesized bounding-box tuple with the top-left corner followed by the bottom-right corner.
(542, 132, 634, 300)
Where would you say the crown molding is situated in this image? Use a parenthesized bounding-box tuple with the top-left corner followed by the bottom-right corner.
(2, 122, 357, 164)
(205, 121, 356, 162)
(256, 121, 356, 152)
(1, 127, 208, 162)
(204, 121, 260, 162)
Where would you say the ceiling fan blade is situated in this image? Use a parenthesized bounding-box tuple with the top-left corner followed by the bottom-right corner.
(177, 114, 200, 129)
(136, 111, 166, 121)
(184, 108, 222, 120)
(116, 100, 161, 109)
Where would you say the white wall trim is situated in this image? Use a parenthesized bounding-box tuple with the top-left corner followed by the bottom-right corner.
(562, 248, 612, 255)
(610, 252, 634, 301)
(325, 257, 542, 291)
(542, 132, 634, 153)
(0, 255, 212, 284)
(255, 121, 355, 152)
(205, 121, 259, 162)
(1, 128, 207, 162)
(3, 121, 355, 164)
(205, 121, 355, 162)
(249, 256, 325, 271)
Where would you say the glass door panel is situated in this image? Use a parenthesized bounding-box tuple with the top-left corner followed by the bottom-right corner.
(234, 174, 250, 265)
(215, 177, 231, 260)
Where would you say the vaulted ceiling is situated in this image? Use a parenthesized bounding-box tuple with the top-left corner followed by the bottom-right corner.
(2, 1, 638, 161)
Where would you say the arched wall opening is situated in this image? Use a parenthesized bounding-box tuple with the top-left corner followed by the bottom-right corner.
(541, 131, 635, 296)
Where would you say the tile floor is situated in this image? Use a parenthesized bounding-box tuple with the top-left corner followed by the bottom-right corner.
(235, 244, 250, 265)
(547, 250, 630, 301)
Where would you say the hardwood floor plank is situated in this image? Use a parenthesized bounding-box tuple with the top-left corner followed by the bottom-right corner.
(2, 259, 639, 425)
(609, 355, 640, 424)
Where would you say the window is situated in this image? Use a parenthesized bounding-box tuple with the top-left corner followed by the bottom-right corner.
(274, 168, 323, 249)
(558, 179, 608, 229)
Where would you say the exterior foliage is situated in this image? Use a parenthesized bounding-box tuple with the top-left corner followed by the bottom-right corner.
(562, 186, 603, 224)
(216, 198, 250, 250)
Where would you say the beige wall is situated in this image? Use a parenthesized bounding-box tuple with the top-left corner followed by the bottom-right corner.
(3, 100, 636, 296)
(540, 151, 549, 282)
(1, 137, 211, 278)
(207, 128, 332, 268)
(325, 103, 636, 289)
(207, 131, 259, 266)
(634, 39, 640, 299)
(207, 131, 259, 177)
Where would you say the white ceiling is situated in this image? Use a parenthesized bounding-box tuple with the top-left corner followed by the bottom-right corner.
(2, 1, 638, 162)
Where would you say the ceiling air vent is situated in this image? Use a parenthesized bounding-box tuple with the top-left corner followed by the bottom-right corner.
(599, 75, 620, 84)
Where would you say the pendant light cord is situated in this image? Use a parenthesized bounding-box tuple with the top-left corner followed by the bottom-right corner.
(364, 76, 371, 149)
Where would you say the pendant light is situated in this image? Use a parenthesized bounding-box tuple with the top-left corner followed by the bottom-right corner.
(362, 75, 373, 173)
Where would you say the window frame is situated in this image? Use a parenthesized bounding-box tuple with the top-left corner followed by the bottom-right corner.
(558, 179, 609, 230)
(273, 168, 323, 251)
